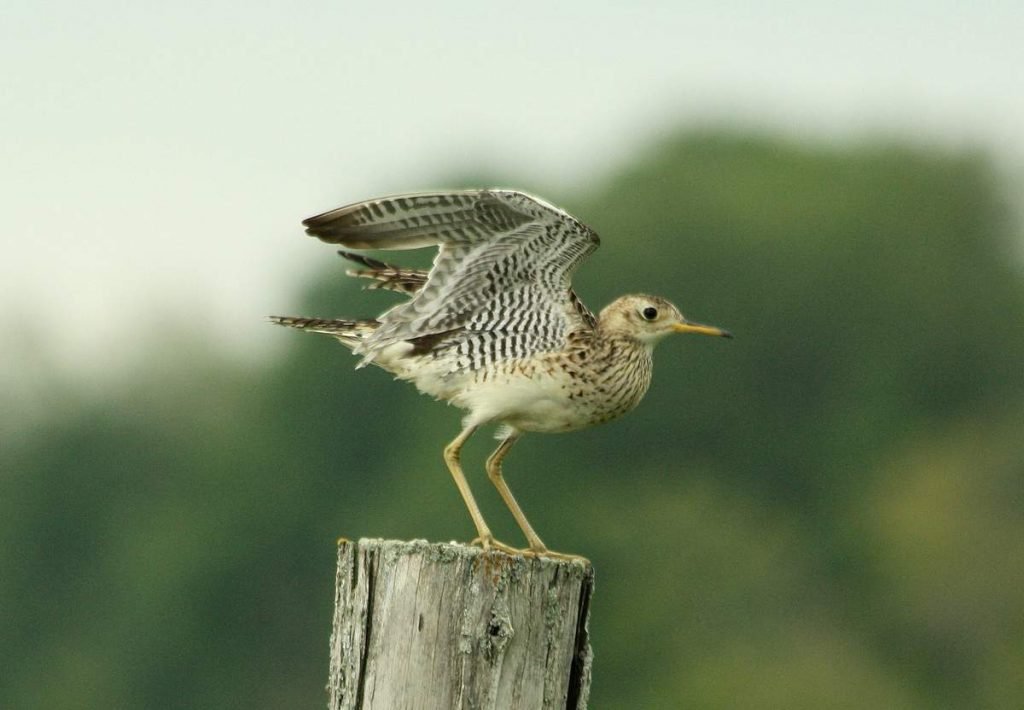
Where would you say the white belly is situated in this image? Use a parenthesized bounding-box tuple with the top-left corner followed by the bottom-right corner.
(453, 373, 582, 432)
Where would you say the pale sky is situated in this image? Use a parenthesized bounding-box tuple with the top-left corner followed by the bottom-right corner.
(2, 1, 1022, 380)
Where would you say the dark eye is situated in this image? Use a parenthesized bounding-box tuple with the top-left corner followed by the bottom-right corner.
(641, 306, 658, 321)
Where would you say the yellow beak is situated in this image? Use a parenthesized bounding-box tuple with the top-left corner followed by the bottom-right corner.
(672, 321, 733, 338)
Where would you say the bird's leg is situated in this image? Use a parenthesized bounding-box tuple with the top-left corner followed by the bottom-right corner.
(485, 434, 544, 552)
(443, 425, 518, 554)
(486, 434, 589, 562)
(481, 434, 545, 556)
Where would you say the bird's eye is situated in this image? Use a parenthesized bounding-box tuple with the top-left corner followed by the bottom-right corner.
(641, 306, 658, 321)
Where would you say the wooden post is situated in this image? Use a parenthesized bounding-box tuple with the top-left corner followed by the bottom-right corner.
(328, 538, 594, 709)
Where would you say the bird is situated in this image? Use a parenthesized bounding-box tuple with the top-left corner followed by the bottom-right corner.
(271, 189, 731, 559)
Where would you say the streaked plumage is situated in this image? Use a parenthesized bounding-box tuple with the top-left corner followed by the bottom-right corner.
(272, 189, 731, 558)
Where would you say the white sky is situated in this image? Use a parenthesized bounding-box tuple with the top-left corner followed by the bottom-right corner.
(2, 1, 1022, 378)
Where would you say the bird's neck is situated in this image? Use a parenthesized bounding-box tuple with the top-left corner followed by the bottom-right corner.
(594, 324, 656, 356)
(592, 330, 656, 365)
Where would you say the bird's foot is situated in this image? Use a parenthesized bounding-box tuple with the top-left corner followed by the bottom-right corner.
(471, 536, 589, 563)
(471, 535, 526, 556)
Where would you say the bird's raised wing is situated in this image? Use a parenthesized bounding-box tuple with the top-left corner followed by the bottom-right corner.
(303, 189, 600, 366)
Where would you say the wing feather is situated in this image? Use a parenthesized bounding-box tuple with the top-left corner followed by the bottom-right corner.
(337, 251, 428, 294)
(303, 189, 600, 366)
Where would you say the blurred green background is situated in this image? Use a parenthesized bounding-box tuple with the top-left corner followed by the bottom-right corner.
(3, 129, 1023, 708)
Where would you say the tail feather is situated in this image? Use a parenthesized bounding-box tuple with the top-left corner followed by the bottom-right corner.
(337, 250, 427, 295)
(268, 315, 377, 348)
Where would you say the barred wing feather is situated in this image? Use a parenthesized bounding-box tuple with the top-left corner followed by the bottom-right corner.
(303, 190, 600, 366)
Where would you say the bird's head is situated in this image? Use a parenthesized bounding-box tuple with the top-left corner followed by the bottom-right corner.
(598, 294, 733, 347)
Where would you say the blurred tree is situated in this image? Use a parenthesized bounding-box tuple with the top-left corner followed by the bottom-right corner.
(2, 130, 1022, 709)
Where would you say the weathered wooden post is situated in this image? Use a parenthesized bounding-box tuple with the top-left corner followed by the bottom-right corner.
(328, 538, 594, 709)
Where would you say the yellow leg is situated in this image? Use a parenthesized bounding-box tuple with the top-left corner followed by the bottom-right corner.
(485, 433, 552, 553)
(443, 425, 518, 554)
(486, 433, 589, 562)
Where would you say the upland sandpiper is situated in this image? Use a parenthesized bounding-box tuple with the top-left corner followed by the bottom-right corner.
(272, 189, 731, 558)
